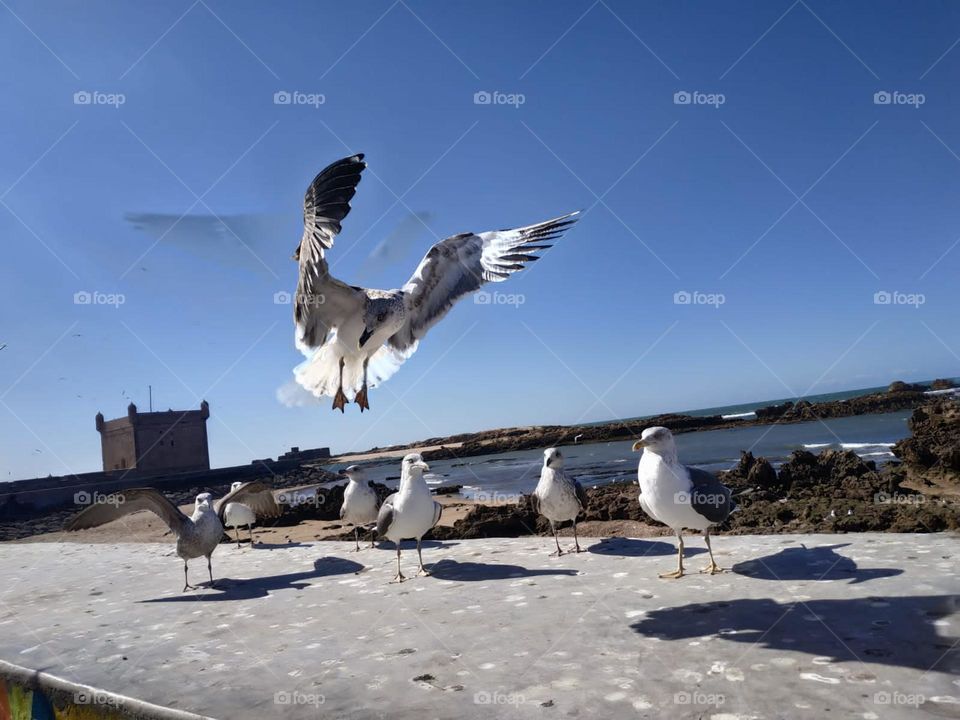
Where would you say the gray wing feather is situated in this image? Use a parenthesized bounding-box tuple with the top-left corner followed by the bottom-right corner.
(574, 479, 588, 513)
(389, 212, 578, 351)
(376, 499, 395, 537)
(66, 488, 189, 535)
(432, 501, 442, 528)
(216, 481, 281, 522)
(687, 467, 733, 523)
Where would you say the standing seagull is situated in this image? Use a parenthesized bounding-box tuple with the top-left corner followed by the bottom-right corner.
(290, 153, 579, 412)
(66, 483, 281, 591)
(531, 448, 588, 556)
(632, 427, 733, 578)
(376, 454, 442, 583)
(339, 464, 379, 550)
(223, 480, 264, 547)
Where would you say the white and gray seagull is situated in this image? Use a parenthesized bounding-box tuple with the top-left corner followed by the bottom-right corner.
(338, 464, 380, 551)
(375, 453, 442, 583)
(66, 483, 281, 591)
(290, 153, 579, 412)
(531, 447, 589, 556)
(223, 480, 267, 547)
(632, 427, 734, 579)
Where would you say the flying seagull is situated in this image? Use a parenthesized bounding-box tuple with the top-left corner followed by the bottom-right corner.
(632, 427, 734, 578)
(339, 464, 380, 550)
(531, 447, 588, 556)
(376, 453, 442, 582)
(66, 483, 281, 591)
(290, 153, 579, 412)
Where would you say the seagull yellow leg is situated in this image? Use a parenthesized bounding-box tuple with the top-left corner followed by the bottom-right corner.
(416, 538, 431, 576)
(700, 528, 723, 575)
(571, 521, 583, 553)
(355, 358, 370, 412)
(659, 532, 685, 579)
(354, 527, 361, 552)
(248, 524, 254, 547)
(549, 522, 564, 557)
(332, 357, 348, 413)
(182, 561, 196, 592)
(233, 526, 241, 548)
(207, 555, 217, 588)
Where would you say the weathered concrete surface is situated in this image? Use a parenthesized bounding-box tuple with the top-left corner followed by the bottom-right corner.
(0, 534, 958, 720)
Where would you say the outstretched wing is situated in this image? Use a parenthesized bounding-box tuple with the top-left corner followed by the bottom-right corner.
(687, 467, 733, 524)
(388, 212, 579, 352)
(66, 488, 189, 535)
(294, 154, 368, 353)
(215, 481, 282, 522)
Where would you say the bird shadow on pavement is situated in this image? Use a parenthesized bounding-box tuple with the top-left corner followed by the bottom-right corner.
(588, 537, 703, 558)
(139, 556, 363, 602)
(242, 541, 310, 550)
(631, 594, 960, 673)
(370, 540, 460, 552)
(428, 559, 579, 581)
(731, 543, 904, 583)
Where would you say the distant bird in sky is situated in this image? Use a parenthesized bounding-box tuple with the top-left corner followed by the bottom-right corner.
(0, 343, 7, 351)
(290, 153, 579, 412)
(633, 427, 734, 578)
(66, 483, 281, 591)
(338, 464, 380, 550)
(531, 448, 588, 556)
(376, 453, 441, 583)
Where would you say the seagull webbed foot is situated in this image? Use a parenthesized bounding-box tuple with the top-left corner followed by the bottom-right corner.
(549, 549, 565, 557)
(699, 561, 723, 575)
(658, 569, 685, 579)
(416, 567, 431, 577)
(355, 385, 370, 412)
(332, 388, 348, 413)
(389, 572, 407, 584)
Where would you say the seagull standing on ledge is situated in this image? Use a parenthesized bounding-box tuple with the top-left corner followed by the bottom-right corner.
(339, 464, 379, 550)
(66, 483, 280, 591)
(633, 427, 733, 579)
(290, 153, 579, 412)
(223, 480, 261, 547)
(376, 454, 442, 583)
(531, 448, 588, 556)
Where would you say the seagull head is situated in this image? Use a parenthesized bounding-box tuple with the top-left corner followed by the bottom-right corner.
(195, 492, 214, 511)
(339, 464, 366, 483)
(631, 426, 677, 457)
(543, 447, 565, 469)
(401, 453, 430, 476)
(230, 481, 243, 492)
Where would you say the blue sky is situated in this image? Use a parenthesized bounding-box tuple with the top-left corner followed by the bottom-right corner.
(2, 0, 959, 480)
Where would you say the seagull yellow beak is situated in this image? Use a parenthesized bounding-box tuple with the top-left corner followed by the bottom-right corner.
(632, 440, 647, 451)
(416, 461, 430, 472)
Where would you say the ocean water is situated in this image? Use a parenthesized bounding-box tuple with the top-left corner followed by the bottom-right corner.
(352, 410, 913, 499)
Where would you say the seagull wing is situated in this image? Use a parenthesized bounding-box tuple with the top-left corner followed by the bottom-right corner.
(432, 500, 443, 528)
(687, 467, 734, 523)
(66, 488, 189, 535)
(294, 154, 368, 353)
(376, 494, 397, 536)
(387, 212, 579, 353)
(215, 481, 282, 522)
(574, 479, 588, 513)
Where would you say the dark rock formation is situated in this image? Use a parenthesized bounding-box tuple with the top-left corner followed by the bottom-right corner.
(888, 380, 925, 393)
(930, 378, 957, 390)
(892, 398, 960, 486)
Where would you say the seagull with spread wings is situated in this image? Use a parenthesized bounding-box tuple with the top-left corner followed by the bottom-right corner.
(290, 153, 578, 411)
(66, 482, 281, 591)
